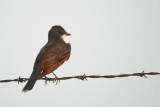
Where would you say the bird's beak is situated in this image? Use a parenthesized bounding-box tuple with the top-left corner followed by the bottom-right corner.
(65, 32, 71, 36)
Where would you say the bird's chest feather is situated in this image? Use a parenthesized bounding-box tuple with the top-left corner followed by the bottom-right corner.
(38, 43, 69, 78)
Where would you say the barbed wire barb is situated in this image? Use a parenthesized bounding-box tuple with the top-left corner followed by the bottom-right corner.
(0, 71, 160, 84)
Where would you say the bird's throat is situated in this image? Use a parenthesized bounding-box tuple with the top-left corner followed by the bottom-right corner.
(61, 34, 67, 39)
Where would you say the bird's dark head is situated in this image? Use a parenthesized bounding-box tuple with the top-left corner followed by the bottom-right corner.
(48, 25, 71, 40)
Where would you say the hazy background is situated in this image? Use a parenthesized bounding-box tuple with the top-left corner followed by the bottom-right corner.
(0, 0, 160, 107)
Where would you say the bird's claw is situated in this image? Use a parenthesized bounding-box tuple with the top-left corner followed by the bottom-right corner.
(52, 76, 60, 85)
(52, 72, 60, 85)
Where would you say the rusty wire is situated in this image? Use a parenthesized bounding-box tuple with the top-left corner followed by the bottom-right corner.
(0, 71, 160, 84)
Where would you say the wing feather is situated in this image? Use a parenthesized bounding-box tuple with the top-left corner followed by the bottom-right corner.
(39, 43, 71, 78)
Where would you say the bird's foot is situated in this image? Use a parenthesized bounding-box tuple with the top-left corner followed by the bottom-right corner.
(45, 76, 48, 85)
(52, 72, 60, 85)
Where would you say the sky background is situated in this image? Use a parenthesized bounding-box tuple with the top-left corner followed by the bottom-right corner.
(0, 0, 160, 107)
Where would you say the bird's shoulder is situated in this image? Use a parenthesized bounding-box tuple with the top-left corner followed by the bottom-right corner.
(35, 42, 71, 63)
(66, 43, 71, 50)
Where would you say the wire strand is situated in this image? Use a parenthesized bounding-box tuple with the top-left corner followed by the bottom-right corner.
(0, 71, 160, 84)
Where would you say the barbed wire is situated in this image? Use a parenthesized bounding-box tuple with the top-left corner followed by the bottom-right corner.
(0, 71, 160, 84)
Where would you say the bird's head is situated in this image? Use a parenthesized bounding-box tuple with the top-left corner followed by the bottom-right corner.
(48, 25, 71, 40)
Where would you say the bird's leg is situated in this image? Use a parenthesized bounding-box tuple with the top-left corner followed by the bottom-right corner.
(45, 76, 47, 85)
(52, 72, 60, 85)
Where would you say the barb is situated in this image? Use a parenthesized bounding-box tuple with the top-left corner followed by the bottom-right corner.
(0, 71, 160, 83)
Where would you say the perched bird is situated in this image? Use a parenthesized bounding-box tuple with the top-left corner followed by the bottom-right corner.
(22, 25, 71, 92)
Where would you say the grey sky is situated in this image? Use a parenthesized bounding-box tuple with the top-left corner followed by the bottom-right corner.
(0, 0, 160, 107)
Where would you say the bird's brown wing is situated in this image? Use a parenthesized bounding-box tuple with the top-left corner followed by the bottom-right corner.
(39, 43, 71, 78)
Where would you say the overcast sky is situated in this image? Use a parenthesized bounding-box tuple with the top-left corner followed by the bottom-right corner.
(0, 0, 160, 107)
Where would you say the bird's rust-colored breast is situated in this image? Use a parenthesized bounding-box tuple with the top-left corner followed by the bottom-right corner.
(38, 43, 71, 78)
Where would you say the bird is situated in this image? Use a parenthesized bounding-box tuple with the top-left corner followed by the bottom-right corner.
(22, 25, 71, 92)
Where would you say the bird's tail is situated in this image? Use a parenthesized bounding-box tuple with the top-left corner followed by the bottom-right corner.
(22, 69, 41, 92)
